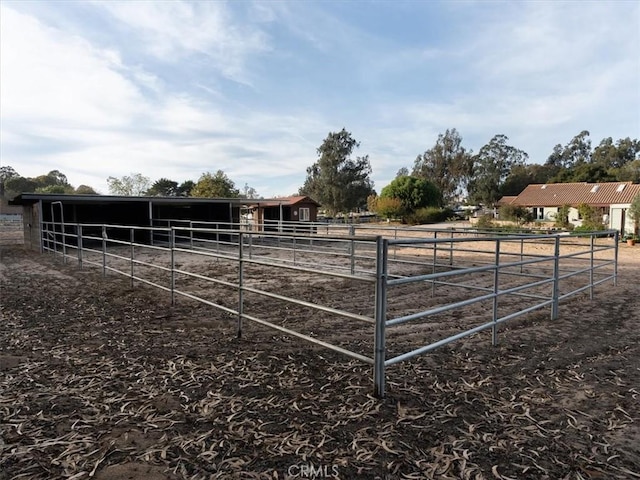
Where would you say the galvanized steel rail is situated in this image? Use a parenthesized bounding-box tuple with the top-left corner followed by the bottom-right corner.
(39, 220, 619, 398)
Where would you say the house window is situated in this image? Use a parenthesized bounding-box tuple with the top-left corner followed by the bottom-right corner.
(299, 207, 310, 221)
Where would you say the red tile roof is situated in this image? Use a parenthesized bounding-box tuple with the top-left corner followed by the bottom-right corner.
(512, 182, 640, 207)
(249, 196, 320, 207)
(496, 196, 517, 206)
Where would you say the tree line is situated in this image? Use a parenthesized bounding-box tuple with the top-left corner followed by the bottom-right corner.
(2, 128, 638, 223)
(0, 167, 260, 200)
(301, 128, 639, 222)
(0, 167, 98, 198)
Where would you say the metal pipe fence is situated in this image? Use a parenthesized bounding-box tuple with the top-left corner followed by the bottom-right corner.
(39, 220, 619, 397)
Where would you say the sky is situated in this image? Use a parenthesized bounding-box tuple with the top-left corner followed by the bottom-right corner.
(1, 1, 639, 198)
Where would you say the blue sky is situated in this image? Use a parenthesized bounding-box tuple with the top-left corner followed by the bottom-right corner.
(1, 1, 638, 197)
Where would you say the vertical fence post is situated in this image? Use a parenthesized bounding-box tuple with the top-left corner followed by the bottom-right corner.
(393, 226, 398, 260)
(249, 232, 253, 260)
(170, 229, 176, 306)
(350, 238, 356, 275)
(492, 239, 501, 346)
(613, 231, 619, 287)
(61, 218, 67, 264)
(293, 226, 297, 266)
(373, 236, 388, 398)
(551, 235, 560, 320)
(216, 223, 220, 259)
(102, 225, 107, 277)
(130, 228, 135, 288)
(347, 224, 355, 275)
(449, 228, 454, 266)
(520, 237, 524, 274)
(190, 221, 194, 249)
(77, 224, 83, 269)
(589, 234, 594, 300)
(238, 232, 244, 338)
(431, 231, 438, 298)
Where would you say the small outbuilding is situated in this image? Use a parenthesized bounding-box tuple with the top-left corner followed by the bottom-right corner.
(247, 196, 320, 231)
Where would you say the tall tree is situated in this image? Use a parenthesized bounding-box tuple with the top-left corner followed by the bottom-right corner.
(379, 175, 441, 213)
(75, 185, 98, 194)
(413, 128, 473, 204)
(563, 130, 592, 168)
(177, 180, 195, 197)
(190, 170, 239, 198)
(147, 178, 179, 196)
(468, 134, 528, 206)
(240, 183, 260, 199)
(0, 166, 19, 197)
(300, 128, 374, 216)
(106, 173, 150, 196)
(592, 137, 640, 170)
(4, 175, 37, 198)
(395, 167, 409, 178)
(502, 164, 556, 196)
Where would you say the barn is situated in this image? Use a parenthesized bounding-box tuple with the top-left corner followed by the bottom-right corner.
(11, 193, 321, 250)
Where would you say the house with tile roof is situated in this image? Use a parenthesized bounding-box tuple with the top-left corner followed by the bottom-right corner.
(507, 182, 640, 234)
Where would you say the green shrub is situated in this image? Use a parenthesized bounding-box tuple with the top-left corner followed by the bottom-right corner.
(404, 206, 450, 225)
(476, 214, 494, 230)
(554, 204, 572, 229)
(577, 203, 605, 231)
(373, 196, 404, 220)
(499, 205, 533, 224)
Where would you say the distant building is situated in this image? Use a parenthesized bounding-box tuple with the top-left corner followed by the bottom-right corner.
(500, 182, 640, 233)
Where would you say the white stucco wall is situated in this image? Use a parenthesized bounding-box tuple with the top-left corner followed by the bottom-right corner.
(610, 204, 634, 234)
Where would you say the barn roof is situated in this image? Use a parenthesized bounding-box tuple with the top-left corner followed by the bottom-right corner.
(10, 193, 321, 207)
(511, 182, 640, 207)
(10, 193, 244, 206)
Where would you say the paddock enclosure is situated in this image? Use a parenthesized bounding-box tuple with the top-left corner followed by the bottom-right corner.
(39, 218, 619, 397)
(2, 220, 639, 479)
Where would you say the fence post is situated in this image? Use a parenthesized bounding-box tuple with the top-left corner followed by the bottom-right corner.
(61, 218, 67, 264)
(130, 228, 135, 288)
(492, 239, 501, 346)
(238, 232, 244, 338)
(190, 221, 194, 249)
(350, 238, 355, 275)
(293, 226, 297, 266)
(77, 224, 83, 269)
(216, 223, 220, 259)
(373, 236, 388, 398)
(102, 225, 107, 277)
(520, 237, 524, 274)
(449, 228, 454, 266)
(613, 231, 619, 287)
(170, 229, 176, 306)
(432, 231, 438, 297)
(551, 235, 560, 320)
(589, 234, 594, 300)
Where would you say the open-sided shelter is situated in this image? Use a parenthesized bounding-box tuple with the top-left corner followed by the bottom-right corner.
(11, 193, 243, 251)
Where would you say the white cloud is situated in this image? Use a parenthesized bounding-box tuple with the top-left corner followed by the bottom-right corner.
(0, 7, 146, 127)
(94, 1, 270, 84)
(1, 1, 638, 200)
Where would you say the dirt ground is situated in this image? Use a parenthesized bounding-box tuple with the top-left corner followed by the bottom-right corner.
(1, 231, 639, 479)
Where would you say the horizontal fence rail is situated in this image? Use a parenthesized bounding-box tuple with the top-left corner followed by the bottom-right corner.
(38, 220, 619, 397)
